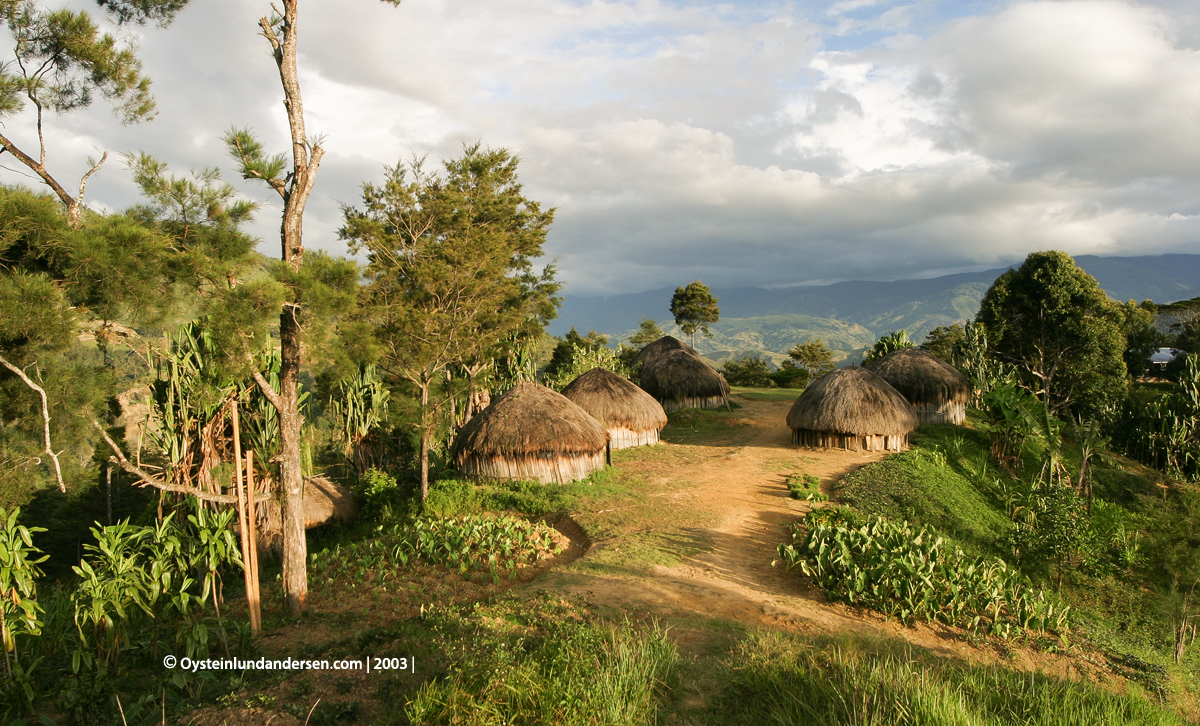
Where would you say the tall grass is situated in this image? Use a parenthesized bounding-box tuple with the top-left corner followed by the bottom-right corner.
(714, 631, 1187, 726)
(406, 618, 679, 725)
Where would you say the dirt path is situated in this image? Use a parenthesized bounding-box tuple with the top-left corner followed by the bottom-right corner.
(537, 395, 1004, 662)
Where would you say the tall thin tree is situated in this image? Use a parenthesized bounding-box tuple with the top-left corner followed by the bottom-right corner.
(225, 0, 401, 615)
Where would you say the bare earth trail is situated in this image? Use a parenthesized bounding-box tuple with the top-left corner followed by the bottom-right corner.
(536, 395, 1023, 665)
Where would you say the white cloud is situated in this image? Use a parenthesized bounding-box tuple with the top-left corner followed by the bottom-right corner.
(0, 0, 1197, 296)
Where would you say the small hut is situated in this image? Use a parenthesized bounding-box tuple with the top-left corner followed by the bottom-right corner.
(260, 476, 357, 550)
(562, 368, 669, 449)
(452, 381, 608, 484)
(638, 349, 731, 412)
(632, 335, 696, 370)
(866, 348, 971, 425)
(786, 367, 918, 451)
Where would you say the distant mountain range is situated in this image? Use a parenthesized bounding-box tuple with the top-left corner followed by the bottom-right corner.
(549, 254, 1200, 365)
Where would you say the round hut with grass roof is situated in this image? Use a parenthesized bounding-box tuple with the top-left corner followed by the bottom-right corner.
(786, 366, 918, 451)
(451, 381, 608, 484)
(632, 335, 696, 370)
(865, 347, 971, 425)
(562, 368, 669, 449)
(638, 348, 731, 412)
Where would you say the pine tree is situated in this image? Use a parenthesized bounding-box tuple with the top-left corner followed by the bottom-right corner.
(0, 0, 187, 226)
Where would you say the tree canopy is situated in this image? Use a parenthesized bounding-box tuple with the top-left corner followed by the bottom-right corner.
(341, 144, 559, 499)
(628, 317, 664, 349)
(670, 281, 719, 347)
(0, 0, 186, 225)
(976, 250, 1128, 417)
(787, 338, 835, 378)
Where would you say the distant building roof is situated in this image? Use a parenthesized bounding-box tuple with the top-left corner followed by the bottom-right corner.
(1149, 348, 1188, 364)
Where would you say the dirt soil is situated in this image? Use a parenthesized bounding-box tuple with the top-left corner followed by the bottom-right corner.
(194, 393, 1114, 724)
(535, 394, 1103, 680)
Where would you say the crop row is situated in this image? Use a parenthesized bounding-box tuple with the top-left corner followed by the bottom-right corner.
(310, 513, 562, 584)
(776, 510, 1069, 639)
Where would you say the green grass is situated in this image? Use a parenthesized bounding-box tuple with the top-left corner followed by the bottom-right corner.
(730, 386, 803, 402)
(833, 425, 1011, 558)
(660, 406, 752, 445)
(401, 596, 680, 726)
(710, 630, 1188, 726)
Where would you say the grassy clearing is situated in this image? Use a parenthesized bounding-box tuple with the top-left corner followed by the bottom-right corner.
(816, 419, 1200, 709)
(730, 386, 803, 402)
(660, 406, 753, 445)
(711, 630, 1187, 726)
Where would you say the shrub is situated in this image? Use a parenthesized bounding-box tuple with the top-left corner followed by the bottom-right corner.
(722, 355, 773, 387)
(785, 473, 825, 502)
(769, 364, 809, 389)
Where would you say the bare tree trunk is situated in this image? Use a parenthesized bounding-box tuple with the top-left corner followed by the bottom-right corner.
(278, 311, 307, 614)
(252, 0, 324, 617)
(419, 377, 430, 502)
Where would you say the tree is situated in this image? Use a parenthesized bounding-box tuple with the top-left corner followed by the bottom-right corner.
(544, 327, 607, 380)
(721, 355, 772, 387)
(0, 0, 187, 227)
(976, 251, 1127, 418)
(922, 324, 965, 364)
(341, 146, 559, 502)
(1118, 300, 1160, 380)
(223, 0, 403, 616)
(770, 360, 810, 389)
(863, 329, 915, 365)
(628, 317, 664, 349)
(670, 281, 719, 347)
(787, 339, 835, 378)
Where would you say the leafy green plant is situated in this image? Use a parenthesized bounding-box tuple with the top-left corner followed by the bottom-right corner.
(863, 329, 915, 365)
(310, 512, 562, 586)
(542, 342, 631, 391)
(329, 364, 390, 476)
(722, 355, 773, 387)
(0, 507, 47, 716)
(785, 473, 825, 502)
(776, 512, 1069, 638)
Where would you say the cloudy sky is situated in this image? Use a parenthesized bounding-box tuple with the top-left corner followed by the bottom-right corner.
(2, 0, 1198, 295)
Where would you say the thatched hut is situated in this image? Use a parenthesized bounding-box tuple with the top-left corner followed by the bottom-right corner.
(452, 381, 608, 484)
(638, 349, 731, 412)
(786, 366, 918, 451)
(632, 335, 696, 370)
(260, 476, 356, 550)
(561, 368, 668, 449)
(866, 348, 971, 425)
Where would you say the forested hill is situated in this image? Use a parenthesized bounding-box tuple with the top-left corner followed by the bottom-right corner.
(551, 254, 1200, 359)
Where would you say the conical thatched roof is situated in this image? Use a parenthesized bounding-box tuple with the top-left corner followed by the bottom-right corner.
(786, 366, 918, 436)
(639, 349, 730, 405)
(303, 477, 356, 527)
(260, 476, 357, 551)
(452, 381, 607, 460)
(562, 368, 668, 433)
(865, 348, 970, 406)
(632, 335, 696, 370)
